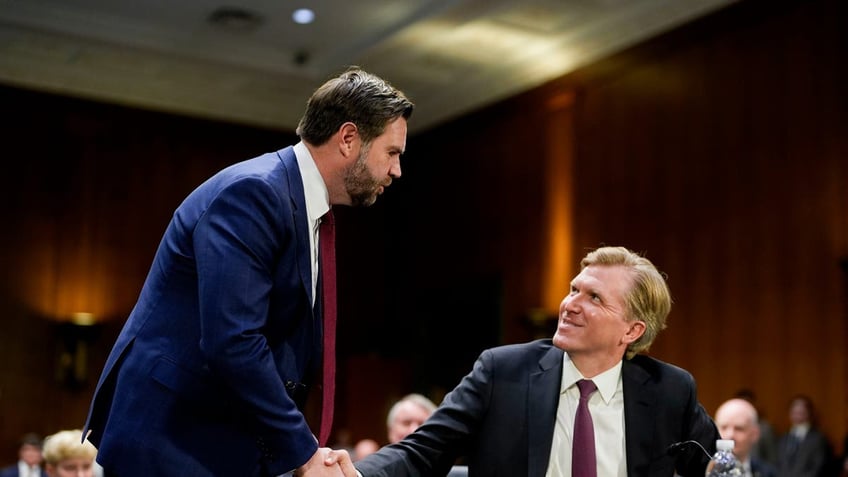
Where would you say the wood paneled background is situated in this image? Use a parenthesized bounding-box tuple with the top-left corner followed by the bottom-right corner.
(1, 0, 846, 464)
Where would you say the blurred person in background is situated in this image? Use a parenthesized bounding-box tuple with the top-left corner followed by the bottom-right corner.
(0, 433, 47, 477)
(387, 393, 437, 444)
(352, 393, 437, 461)
(776, 394, 831, 477)
(735, 389, 778, 466)
(714, 398, 777, 477)
(352, 440, 379, 462)
(41, 430, 96, 477)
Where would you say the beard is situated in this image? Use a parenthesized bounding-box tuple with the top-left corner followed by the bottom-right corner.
(344, 143, 384, 207)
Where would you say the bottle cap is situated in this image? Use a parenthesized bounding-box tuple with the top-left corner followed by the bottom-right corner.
(716, 439, 735, 451)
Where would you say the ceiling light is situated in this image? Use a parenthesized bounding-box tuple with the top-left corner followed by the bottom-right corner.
(292, 8, 315, 25)
(208, 7, 263, 32)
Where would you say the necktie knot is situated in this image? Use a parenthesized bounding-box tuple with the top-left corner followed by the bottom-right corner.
(577, 379, 597, 399)
(321, 209, 335, 228)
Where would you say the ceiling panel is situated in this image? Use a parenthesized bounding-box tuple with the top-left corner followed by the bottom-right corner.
(0, 0, 737, 133)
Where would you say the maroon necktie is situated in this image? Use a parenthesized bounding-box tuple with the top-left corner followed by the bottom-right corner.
(318, 210, 336, 446)
(573, 379, 598, 477)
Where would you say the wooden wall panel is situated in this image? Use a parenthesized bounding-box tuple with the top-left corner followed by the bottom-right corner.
(395, 0, 848, 451)
(1, 0, 845, 464)
(0, 88, 291, 457)
(563, 0, 848, 446)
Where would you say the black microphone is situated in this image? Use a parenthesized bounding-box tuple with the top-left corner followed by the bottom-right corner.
(667, 440, 712, 459)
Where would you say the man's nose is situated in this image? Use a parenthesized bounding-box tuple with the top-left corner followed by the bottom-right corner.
(563, 295, 581, 313)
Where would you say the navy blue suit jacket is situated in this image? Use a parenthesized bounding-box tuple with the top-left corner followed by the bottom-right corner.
(355, 340, 719, 477)
(751, 457, 778, 477)
(0, 465, 47, 477)
(83, 147, 322, 476)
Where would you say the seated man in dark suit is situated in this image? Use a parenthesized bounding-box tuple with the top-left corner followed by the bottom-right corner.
(714, 398, 777, 477)
(327, 246, 720, 477)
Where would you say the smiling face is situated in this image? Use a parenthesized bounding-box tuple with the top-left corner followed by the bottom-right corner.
(344, 116, 407, 207)
(552, 264, 646, 373)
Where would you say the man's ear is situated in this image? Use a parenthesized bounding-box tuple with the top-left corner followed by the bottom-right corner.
(622, 320, 647, 345)
(338, 122, 358, 158)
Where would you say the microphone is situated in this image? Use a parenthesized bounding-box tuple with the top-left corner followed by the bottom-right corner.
(667, 440, 712, 459)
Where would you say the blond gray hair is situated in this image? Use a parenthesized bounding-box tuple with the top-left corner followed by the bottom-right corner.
(386, 393, 437, 427)
(42, 429, 97, 465)
(580, 246, 671, 359)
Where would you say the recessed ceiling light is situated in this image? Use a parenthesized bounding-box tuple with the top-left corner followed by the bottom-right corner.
(208, 6, 263, 32)
(292, 8, 315, 25)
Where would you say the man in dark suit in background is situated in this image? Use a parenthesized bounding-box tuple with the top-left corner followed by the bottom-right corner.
(776, 394, 832, 477)
(328, 245, 719, 476)
(81, 67, 414, 477)
(0, 433, 47, 477)
(714, 398, 777, 477)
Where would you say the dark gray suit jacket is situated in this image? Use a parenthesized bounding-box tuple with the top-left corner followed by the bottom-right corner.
(356, 339, 719, 477)
(776, 428, 831, 477)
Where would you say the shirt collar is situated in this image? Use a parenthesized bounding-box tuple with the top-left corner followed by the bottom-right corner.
(294, 141, 330, 222)
(561, 353, 622, 404)
(18, 461, 41, 474)
(792, 423, 810, 438)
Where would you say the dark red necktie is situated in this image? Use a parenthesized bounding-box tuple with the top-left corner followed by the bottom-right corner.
(573, 379, 598, 477)
(318, 210, 336, 446)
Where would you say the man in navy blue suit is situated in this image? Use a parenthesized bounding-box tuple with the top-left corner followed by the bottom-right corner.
(82, 67, 413, 477)
(327, 246, 719, 476)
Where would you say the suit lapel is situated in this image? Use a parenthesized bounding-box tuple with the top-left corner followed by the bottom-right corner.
(276, 146, 313, 306)
(622, 359, 656, 476)
(528, 346, 564, 477)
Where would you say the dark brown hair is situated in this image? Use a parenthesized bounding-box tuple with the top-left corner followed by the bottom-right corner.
(296, 67, 414, 146)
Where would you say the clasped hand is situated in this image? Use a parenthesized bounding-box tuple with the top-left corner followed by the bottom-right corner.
(296, 447, 357, 477)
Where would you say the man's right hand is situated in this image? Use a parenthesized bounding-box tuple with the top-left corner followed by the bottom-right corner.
(296, 448, 353, 477)
(323, 448, 358, 477)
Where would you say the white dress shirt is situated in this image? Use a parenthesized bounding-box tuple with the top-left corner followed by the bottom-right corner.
(791, 423, 810, 441)
(545, 354, 627, 477)
(17, 461, 42, 477)
(293, 141, 330, 305)
(739, 457, 753, 477)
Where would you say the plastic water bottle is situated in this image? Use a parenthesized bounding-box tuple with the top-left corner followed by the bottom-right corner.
(705, 439, 742, 476)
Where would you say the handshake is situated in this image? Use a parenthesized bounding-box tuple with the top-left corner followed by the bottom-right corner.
(293, 448, 355, 477)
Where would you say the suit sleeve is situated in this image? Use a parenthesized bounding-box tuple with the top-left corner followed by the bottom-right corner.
(193, 176, 317, 474)
(355, 350, 495, 477)
(674, 371, 720, 477)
